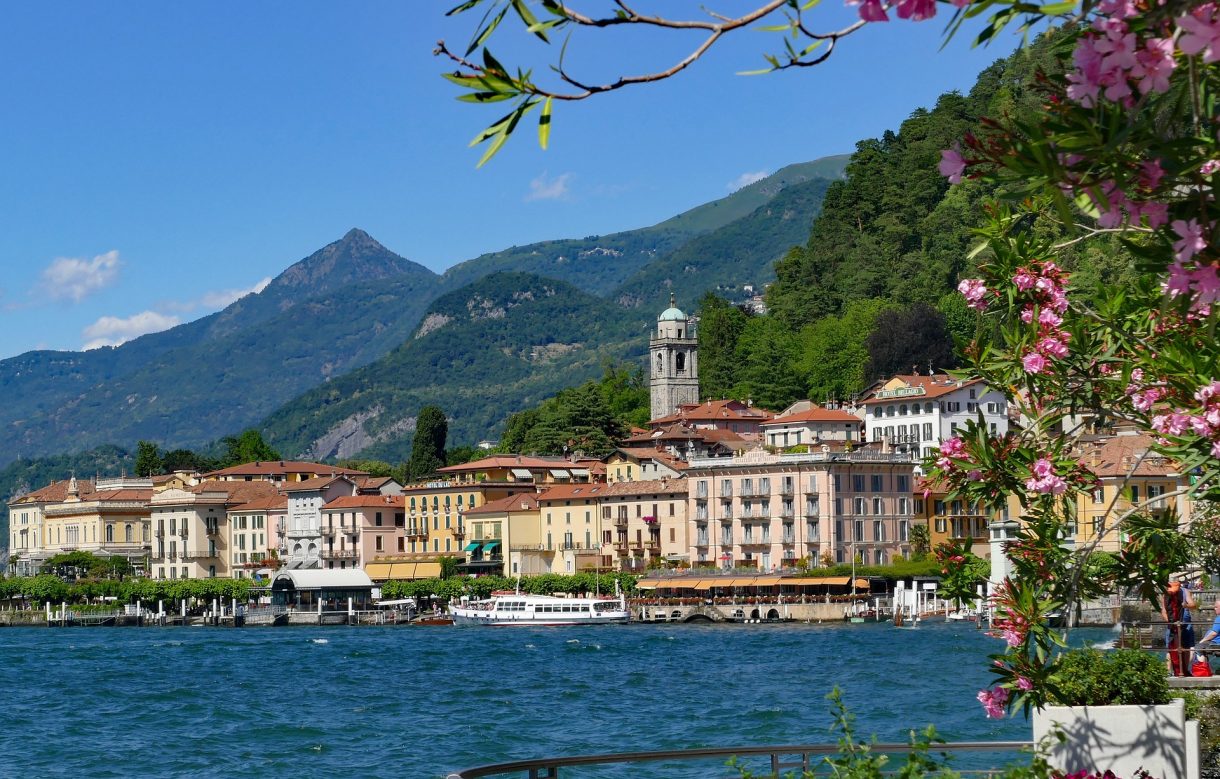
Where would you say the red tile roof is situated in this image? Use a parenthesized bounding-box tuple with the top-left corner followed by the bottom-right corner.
(1078, 434, 1181, 478)
(763, 406, 862, 425)
(282, 475, 356, 493)
(597, 479, 685, 498)
(536, 484, 607, 502)
(649, 398, 775, 426)
(11, 478, 97, 504)
(322, 495, 405, 510)
(436, 455, 574, 472)
(230, 495, 288, 513)
(614, 447, 690, 471)
(463, 493, 542, 516)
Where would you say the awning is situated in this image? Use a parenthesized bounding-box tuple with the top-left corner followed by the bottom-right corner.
(482, 540, 501, 552)
(635, 580, 660, 590)
(463, 542, 481, 552)
(549, 469, 571, 478)
(569, 468, 590, 477)
(511, 468, 533, 479)
(752, 575, 784, 586)
(692, 580, 718, 591)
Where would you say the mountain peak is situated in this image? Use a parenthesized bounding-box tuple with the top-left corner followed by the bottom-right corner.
(341, 227, 375, 244)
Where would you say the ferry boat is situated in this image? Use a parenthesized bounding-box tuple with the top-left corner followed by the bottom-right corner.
(450, 591, 630, 626)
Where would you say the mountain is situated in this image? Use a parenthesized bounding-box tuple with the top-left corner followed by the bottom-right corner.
(261, 272, 648, 461)
(438, 157, 849, 295)
(0, 230, 441, 464)
(610, 175, 836, 310)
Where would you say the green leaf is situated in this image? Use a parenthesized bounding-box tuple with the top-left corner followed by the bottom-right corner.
(538, 96, 553, 150)
(512, 0, 547, 42)
(466, 6, 508, 56)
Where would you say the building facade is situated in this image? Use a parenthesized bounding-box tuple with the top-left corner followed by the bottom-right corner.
(761, 403, 864, 449)
(686, 448, 917, 570)
(40, 477, 153, 574)
(227, 494, 286, 578)
(282, 476, 359, 569)
(862, 375, 1009, 464)
(149, 481, 278, 579)
(319, 494, 406, 569)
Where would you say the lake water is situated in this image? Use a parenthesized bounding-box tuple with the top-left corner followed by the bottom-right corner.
(0, 620, 1112, 778)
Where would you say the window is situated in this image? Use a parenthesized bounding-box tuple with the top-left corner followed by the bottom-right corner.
(105, 525, 113, 543)
(898, 497, 909, 515)
(375, 512, 383, 527)
(854, 519, 864, 541)
(852, 475, 865, 492)
(833, 474, 841, 492)
(923, 423, 933, 439)
(853, 497, 867, 515)
(872, 497, 883, 515)
(1092, 487, 1104, 504)
(870, 475, 883, 492)
(376, 536, 384, 552)
(935, 517, 947, 533)
(946, 401, 961, 412)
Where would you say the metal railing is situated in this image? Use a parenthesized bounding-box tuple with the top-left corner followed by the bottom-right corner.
(445, 740, 1035, 778)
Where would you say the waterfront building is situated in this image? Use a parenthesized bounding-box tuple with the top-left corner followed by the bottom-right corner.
(760, 402, 864, 449)
(1074, 432, 1192, 552)
(461, 492, 543, 576)
(861, 374, 1009, 464)
(227, 494, 287, 578)
(201, 460, 369, 484)
(605, 447, 687, 483)
(650, 294, 699, 420)
(7, 477, 96, 576)
(535, 484, 607, 574)
(319, 494, 405, 569)
(40, 476, 153, 573)
(685, 447, 916, 570)
(149, 480, 279, 579)
(596, 479, 688, 571)
(282, 476, 360, 569)
(918, 477, 994, 558)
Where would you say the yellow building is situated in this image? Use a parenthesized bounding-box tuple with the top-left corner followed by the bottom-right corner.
(595, 479, 688, 572)
(605, 447, 687, 484)
(40, 477, 153, 573)
(461, 492, 543, 576)
(536, 484, 607, 574)
(918, 478, 993, 557)
(1074, 433, 1191, 551)
(200, 460, 369, 484)
(8, 478, 97, 576)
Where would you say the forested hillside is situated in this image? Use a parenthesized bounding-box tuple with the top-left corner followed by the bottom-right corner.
(260, 272, 650, 462)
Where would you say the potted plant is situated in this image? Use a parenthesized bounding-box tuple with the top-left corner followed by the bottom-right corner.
(1029, 648, 1198, 779)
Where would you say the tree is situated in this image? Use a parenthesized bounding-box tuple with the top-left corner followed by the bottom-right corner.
(797, 299, 892, 404)
(908, 523, 931, 561)
(865, 303, 957, 382)
(162, 448, 212, 473)
(729, 316, 804, 411)
(219, 430, 279, 468)
(134, 441, 164, 478)
(696, 292, 749, 399)
(408, 406, 448, 480)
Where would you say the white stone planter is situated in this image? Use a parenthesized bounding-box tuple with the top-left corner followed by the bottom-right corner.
(1032, 698, 1199, 779)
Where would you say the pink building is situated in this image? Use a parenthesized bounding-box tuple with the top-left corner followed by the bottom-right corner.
(686, 447, 916, 570)
(319, 494, 406, 570)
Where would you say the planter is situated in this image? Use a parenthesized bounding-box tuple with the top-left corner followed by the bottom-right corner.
(1032, 698, 1199, 779)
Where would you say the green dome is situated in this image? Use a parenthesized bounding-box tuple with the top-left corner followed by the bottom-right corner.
(658, 293, 685, 321)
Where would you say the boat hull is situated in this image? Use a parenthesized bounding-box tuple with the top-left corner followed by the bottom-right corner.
(450, 610, 629, 626)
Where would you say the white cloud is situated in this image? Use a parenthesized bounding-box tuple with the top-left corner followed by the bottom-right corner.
(525, 172, 572, 202)
(82, 310, 181, 350)
(727, 170, 770, 191)
(198, 276, 272, 309)
(40, 250, 121, 302)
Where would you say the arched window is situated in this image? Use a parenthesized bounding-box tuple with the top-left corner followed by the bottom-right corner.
(676, 352, 686, 372)
(125, 524, 133, 543)
(105, 525, 113, 543)
(656, 353, 665, 373)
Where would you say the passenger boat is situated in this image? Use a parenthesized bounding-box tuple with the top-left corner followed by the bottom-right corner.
(450, 591, 630, 626)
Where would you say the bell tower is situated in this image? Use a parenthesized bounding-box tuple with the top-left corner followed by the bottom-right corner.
(650, 293, 699, 420)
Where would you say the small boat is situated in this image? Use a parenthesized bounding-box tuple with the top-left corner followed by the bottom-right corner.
(450, 591, 630, 626)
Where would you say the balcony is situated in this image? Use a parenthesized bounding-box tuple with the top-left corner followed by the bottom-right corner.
(614, 515, 628, 527)
(782, 535, 796, 544)
(205, 524, 218, 536)
(695, 537, 709, 547)
(406, 526, 429, 540)
(452, 525, 465, 539)
(321, 527, 336, 539)
(321, 548, 358, 560)
(780, 483, 795, 496)
(643, 540, 660, 552)
(780, 508, 795, 519)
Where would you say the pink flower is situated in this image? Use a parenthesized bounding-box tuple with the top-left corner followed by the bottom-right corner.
(940, 437, 966, 458)
(1037, 308, 1063, 328)
(1138, 159, 1166, 190)
(895, 0, 936, 21)
(1179, 6, 1220, 63)
(1003, 628, 1022, 647)
(1173, 219, 1208, 262)
(1039, 337, 1070, 359)
(1031, 457, 1055, 479)
(1165, 261, 1192, 297)
(1013, 269, 1037, 291)
(1020, 307, 1035, 324)
(1132, 388, 1163, 413)
(967, 469, 983, 482)
(1022, 352, 1049, 374)
(958, 278, 988, 310)
(1016, 676, 1034, 691)
(1213, 440, 1220, 459)
(1195, 380, 1220, 403)
(1203, 160, 1220, 176)
(847, 0, 889, 22)
(939, 148, 967, 183)
(1141, 200, 1169, 229)
(1133, 38, 1175, 95)
(977, 686, 1009, 719)
(1192, 264, 1220, 309)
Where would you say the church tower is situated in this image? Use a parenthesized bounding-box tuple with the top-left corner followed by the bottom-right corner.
(650, 293, 699, 420)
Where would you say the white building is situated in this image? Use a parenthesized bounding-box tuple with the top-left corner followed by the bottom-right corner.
(149, 481, 278, 579)
(760, 401, 864, 449)
(649, 294, 699, 420)
(282, 475, 359, 570)
(861, 375, 1008, 464)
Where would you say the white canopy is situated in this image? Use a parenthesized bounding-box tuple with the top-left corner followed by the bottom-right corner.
(271, 569, 373, 590)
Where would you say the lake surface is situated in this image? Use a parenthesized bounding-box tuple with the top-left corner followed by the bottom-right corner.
(0, 620, 1112, 778)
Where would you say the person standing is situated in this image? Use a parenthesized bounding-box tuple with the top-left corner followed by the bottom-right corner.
(1162, 580, 1197, 676)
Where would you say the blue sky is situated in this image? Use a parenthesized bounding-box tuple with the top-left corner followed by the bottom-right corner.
(0, 2, 1019, 359)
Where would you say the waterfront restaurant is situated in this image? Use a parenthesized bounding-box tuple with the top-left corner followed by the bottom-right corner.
(634, 574, 880, 601)
(270, 569, 375, 610)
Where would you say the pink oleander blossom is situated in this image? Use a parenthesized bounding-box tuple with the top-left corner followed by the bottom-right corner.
(1016, 676, 1034, 691)
(977, 686, 1009, 719)
(1193, 264, 1220, 309)
(1022, 352, 1049, 374)
(847, 0, 889, 22)
(1038, 308, 1063, 328)
(1179, 5, 1220, 63)
(1204, 160, 1220, 176)
(939, 148, 966, 183)
(1164, 260, 1192, 297)
(895, 0, 936, 21)
(1133, 38, 1175, 95)
(1026, 458, 1068, 495)
(958, 278, 988, 310)
(1003, 628, 1022, 647)
(1173, 219, 1208, 262)
(1013, 269, 1036, 291)
(1138, 159, 1166, 190)
(1196, 380, 1220, 403)
(1039, 337, 1070, 359)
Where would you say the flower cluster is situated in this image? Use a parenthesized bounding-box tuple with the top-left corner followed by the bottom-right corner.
(976, 685, 1009, 718)
(957, 278, 988, 311)
(1065, 12, 1175, 109)
(934, 436, 966, 471)
(1166, 218, 1219, 314)
(1025, 457, 1068, 495)
(847, 0, 969, 24)
(1006, 262, 1071, 375)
